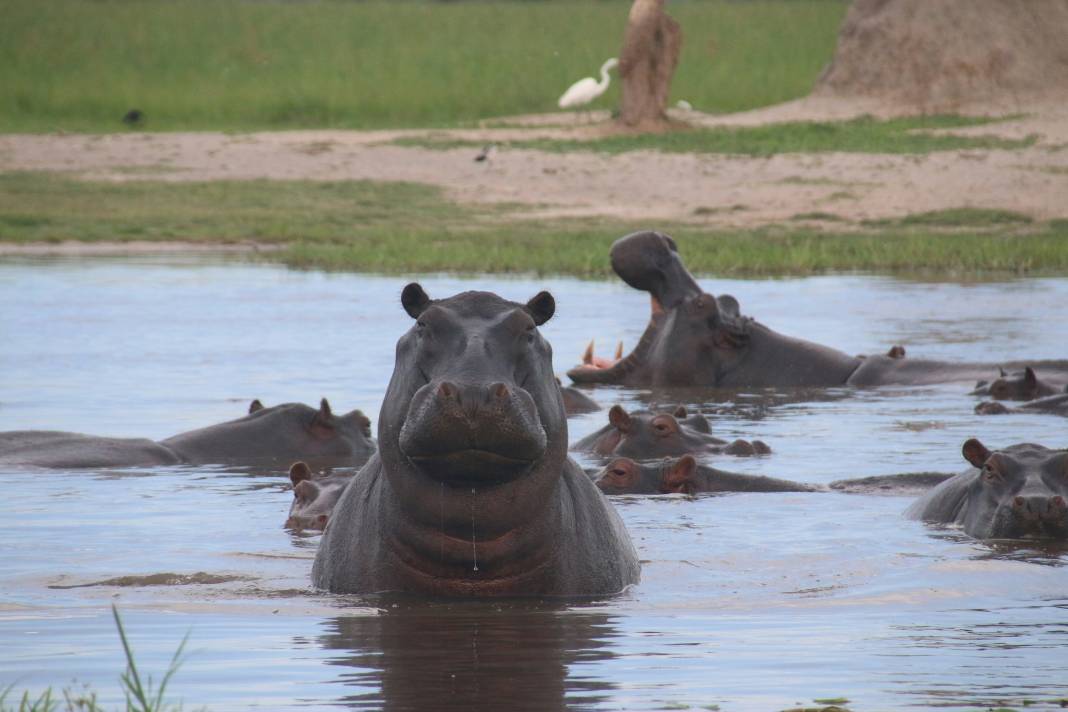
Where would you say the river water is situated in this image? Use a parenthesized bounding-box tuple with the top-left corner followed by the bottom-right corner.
(1, 256, 1067, 711)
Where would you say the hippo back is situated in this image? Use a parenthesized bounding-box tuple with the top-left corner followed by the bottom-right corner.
(0, 431, 181, 469)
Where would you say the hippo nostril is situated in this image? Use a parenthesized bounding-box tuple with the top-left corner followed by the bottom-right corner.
(1052, 496, 1066, 509)
(489, 382, 510, 402)
(1014, 496, 1026, 509)
(438, 382, 457, 401)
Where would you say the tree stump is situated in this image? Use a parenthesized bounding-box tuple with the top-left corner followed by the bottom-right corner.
(618, 0, 682, 128)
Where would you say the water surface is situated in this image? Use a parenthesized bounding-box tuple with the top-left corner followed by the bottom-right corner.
(2, 257, 1067, 710)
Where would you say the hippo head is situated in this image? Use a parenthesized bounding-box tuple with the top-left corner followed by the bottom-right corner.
(285, 461, 339, 530)
(567, 231, 750, 386)
(587, 405, 711, 459)
(959, 439, 1068, 540)
(381, 284, 563, 488)
(971, 367, 1046, 401)
(594, 455, 698, 494)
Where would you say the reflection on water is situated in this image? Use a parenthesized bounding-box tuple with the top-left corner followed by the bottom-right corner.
(319, 603, 616, 712)
(2, 257, 1068, 710)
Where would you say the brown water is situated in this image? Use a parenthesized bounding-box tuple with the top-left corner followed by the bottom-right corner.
(2, 257, 1067, 711)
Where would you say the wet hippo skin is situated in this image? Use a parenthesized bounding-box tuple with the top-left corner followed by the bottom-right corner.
(0, 399, 376, 469)
(970, 367, 1066, 401)
(593, 455, 817, 495)
(906, 440, 1068, 540)
(567, 231, 1068, 388)
(285, 461, 353, 531)
(313, 284, 640, 597)
(571, 405, 770, 459)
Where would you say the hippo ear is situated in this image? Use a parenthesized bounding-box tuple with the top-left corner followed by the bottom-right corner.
(311, 398, 336, 433)
(962, 438, 992, 468)
(249, 399, 264, 414)
(975, 380, 988, 389)
(525, 291, 555, 326)
(608, 405, 632, 432)
(1024, 367, 1037, 387)
(662, 455, 697, 495)
(401, 283, 431, 319)
(289, 461, 312, 487)
(998, 367, 1007, 377)
(673, 405, 688, 419)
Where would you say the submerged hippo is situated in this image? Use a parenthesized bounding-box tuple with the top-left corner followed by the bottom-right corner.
(285, 461, 352, 530)
(976, 393, 1068, 417)
(313, 284, 640, 597)
(906, 439, 1068, 540)
(567, 231, 1068, 388)
(971, 367, 1065, 401)
(594, 455, 817, 495)
(0, 399, 376, 469)
(570, 404, 770, 458)
(557, 378, 600, 416)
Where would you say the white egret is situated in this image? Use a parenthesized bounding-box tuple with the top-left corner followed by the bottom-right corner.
(558, 58, 619, 115)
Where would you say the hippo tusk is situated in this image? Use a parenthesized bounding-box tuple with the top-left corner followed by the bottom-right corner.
(583, 340, 595, 365)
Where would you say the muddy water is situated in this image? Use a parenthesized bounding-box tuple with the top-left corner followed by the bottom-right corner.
(2, 257, 1067, 711)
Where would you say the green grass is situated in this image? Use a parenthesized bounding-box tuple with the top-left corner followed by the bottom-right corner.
(3, 172, 1067, 277)
(0, 0, 846, 133)
(863, 207, 1034, 229)
(0, 606, 191, 712)
(395, 116, 1035, 156)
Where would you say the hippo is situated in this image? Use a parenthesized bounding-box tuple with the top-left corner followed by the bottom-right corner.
(570, 404, 770, 458)
(971, 367, 1065, 401)
(567, 231, 1068, 388)
(556, 378, 600, 416)
(0, 399, 376, 469)
(285, 461, 352, 530)
(976, 393, 1068, 417)
(593, 455, 817, 495)
(312, 284, 640, 597)
(906, 439, 1068, 540)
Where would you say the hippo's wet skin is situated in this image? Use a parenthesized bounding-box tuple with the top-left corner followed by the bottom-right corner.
(594, 455, 816, 495)
(571, 405, 770, 459)
(906, 440, 1068, 540)
(313, 284, 640, 597)
(976, 393, 1068, 417)
(567, 231, 1068, 388)
(971, 367, 1066, 401)
(286, 461, 352, 530)
(0, 399, 376, 469)
(557, 378, 600, 416)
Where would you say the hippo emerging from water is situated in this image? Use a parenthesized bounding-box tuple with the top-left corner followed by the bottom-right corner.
(567, 231, 1068, 388)
(286, 461, 352, 531)
(313, 284, 640, 597)
(976, 393, 1068, 417)
(906, 440, 1068, 540)
(971, 367, 1065, 401)
(0, 399, 376, 469)
(571, 405, 770, 458)
(594, 455, 815, 495)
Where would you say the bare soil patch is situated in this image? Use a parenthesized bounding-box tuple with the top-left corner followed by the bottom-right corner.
(1, 102, 1066, 231)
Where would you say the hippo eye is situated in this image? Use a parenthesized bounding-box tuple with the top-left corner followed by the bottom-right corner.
(610, 468, 626, 477)
(525, 327, 535, 344)
(982, 464, 1002, 483)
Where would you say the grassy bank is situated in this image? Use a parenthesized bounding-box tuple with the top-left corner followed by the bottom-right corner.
(0, 0, 845, 133)
(396, 116, 1035, 156)
(2, 173, 1066, 277)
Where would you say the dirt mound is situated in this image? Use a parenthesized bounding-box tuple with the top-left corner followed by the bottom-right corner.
(815, 0, 1068, 113)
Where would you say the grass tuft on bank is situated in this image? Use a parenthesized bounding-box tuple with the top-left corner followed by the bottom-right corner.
(394, 116, 1035, 156)
(0, 0, 845, 133)
(1, 173, 1065, 277)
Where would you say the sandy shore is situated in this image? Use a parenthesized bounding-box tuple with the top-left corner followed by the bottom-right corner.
(2, 99, 1066, 233)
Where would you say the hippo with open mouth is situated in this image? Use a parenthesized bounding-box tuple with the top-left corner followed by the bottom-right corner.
(567, 231, 1068, 388)
(0, 399, 376, 469)
(312, 284, 640, 597)
(906, 440, 1068, 540)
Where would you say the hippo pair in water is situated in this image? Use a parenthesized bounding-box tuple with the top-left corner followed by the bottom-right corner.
(971, 367, 1068, 417)
(0, 399, 376, 469)
(313, 284, 640, 597)
(567, 231, 1068, 388)
(572, 404, 771, 459)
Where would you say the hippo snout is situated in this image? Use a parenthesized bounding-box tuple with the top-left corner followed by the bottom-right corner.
(399, 379, 547, 483)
